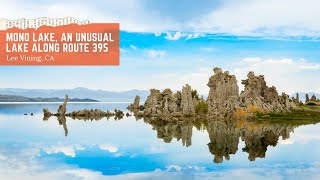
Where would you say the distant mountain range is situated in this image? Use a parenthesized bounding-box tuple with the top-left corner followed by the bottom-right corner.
(0, 94, 98, 102)
(0, 87, 149, 102)
(0, 87, 317, 103)
(290, 92, 320, 102)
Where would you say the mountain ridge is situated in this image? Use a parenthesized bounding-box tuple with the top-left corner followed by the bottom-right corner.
(0, 87, 149, 102)
(0, 94, 98, 102)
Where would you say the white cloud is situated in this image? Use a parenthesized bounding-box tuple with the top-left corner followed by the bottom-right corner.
(230, 57, 320, 94)
(1, 0, 320, 36)
(165, 32, 186, 40)
(130, 45, 138, 50)
(186, 33, 205, 39)
(145, 50, 167, 58)
(165, 32, 205, 40)
(154, 32, 162, 36)
(166, 165, 182, 172)
(99, 144, 118, 153)
(197, 0, 320, 36)
(166, 57, 320, 95)
(0, 154, 7, 161)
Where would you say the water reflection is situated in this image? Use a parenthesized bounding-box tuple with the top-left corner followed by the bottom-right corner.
(43, 112, 308, 164)
(207, 120, 239, 163)
(1, 103, 320, 179)
(240, 121, 293, 161)
(206, 119, 295, 163)
(145, 119, 194, 147)
(141, 117, 299, 163)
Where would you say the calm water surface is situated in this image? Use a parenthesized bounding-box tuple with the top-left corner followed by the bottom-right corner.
(0, 103, 320, 180)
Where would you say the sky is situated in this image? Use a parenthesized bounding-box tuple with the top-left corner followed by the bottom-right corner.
(0, 0, 320, 94)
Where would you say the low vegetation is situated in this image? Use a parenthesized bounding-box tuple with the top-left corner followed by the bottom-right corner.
(191, 89, 200, 100)
(235, 104, 264, 120)
(195, 100, 208, 114)
(235, 108, 248, 120)
(255, 105, 320, 125)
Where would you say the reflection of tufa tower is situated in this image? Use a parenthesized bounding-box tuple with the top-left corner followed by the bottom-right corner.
(207, 120, 240, 163)
(207, 119, 296, 163)
(0, 17, 90, 30)
(240, 123, 295, 161)
(146, 118, 193, 147)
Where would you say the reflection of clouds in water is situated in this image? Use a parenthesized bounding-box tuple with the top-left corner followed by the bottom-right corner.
(1, 146, 320, 180)
(0, 154, 8, 161)
(43, 144, 85, 158)
(288, 124, 320, 144)
(99, 144, 118, 153)
(42, 144, 120, 158)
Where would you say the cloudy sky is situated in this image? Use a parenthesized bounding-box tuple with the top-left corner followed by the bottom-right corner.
(0, 0, 319, 94)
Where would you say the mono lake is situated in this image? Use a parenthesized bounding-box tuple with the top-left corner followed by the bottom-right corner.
(0, 103, 320, 179)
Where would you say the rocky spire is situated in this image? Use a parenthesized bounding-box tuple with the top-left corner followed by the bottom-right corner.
(181, 84, 195, 116)
(296, 93, 300, 103)
(143, 89, 161, 116)
(207, 67, 240, 118)
(57, 94, 68, 116)
(128, 95, 140, 110)
(305, 94, 310, 103)
(240, 72, 297, 113)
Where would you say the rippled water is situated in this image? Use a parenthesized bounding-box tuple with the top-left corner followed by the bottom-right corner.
(0, 103, 320, 179)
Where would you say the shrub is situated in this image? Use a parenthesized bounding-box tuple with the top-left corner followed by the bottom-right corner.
(195, 100, 208, 114)
(247, 104, 263, 113)
(306, 102, 318, 106)
(191, 89, 200, 100)
(235, 108, 248, 120)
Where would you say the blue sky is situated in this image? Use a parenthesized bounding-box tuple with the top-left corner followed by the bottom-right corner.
(0, 0, 320, 94)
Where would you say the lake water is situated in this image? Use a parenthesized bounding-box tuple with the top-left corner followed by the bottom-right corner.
(0, 103, 320, 180)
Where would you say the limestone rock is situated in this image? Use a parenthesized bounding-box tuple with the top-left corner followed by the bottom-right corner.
(181, 84, 195, 116)
(128, 95, 141, 110)
(311, 94, 317, 102)
(143, 89, 162, 116)
(207, 68, 240, 118)
(57, 94, 68, 116)
(141, 84, 197, 117)
(240, 72, 297, 113)
(43, 108, 53, 117)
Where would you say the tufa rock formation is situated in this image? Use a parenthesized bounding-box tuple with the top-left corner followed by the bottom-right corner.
(130, 67, 301, 121)
(311, 94, 317, 102)
(57, 94, 68, 116)
(240, 71, 297, 113)
(181, 84, 195, 116)
(128, 95, 141, 110)
(43, 94, 125, 121)
(305, 94, 310, 103)
(207, 68, 240, 118)
(142, 84, 197, 117)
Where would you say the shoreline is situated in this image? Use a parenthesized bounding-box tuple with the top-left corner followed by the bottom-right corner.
(0, 101, 131, 104)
